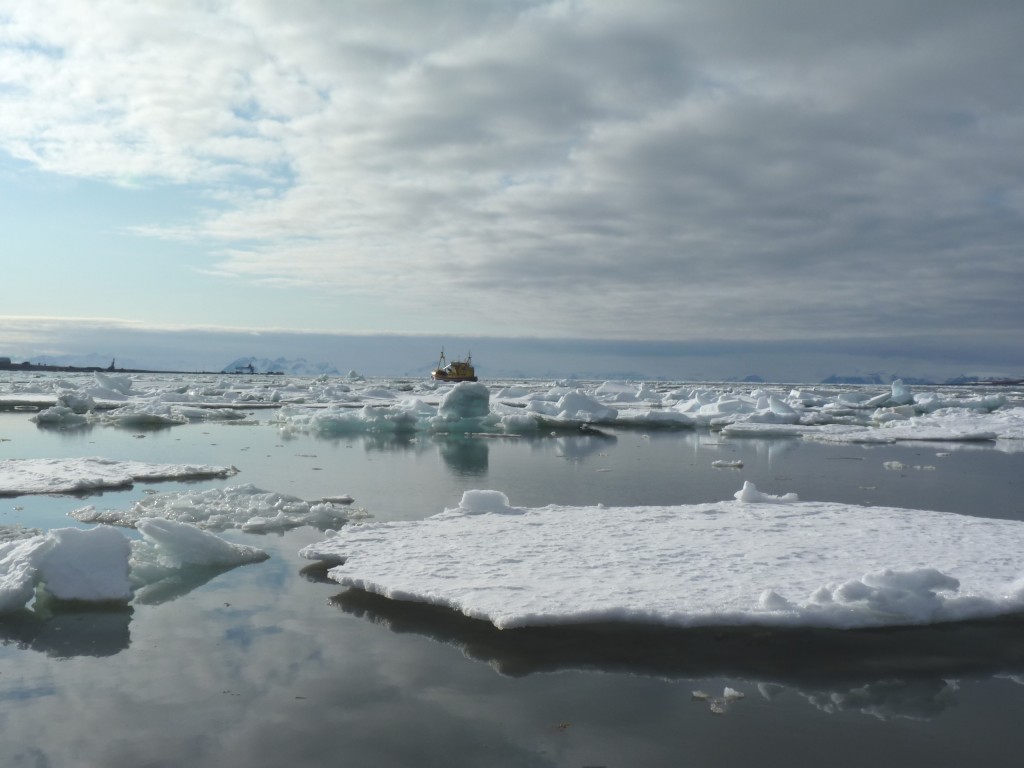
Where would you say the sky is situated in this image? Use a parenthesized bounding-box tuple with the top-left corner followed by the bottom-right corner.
(1, 1, 1023, 381)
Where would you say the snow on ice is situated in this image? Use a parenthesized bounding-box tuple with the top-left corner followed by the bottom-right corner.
(0, 457, 237, 496)
(71, 484, 363, 532)
(0, 521, 266, 615)
(302, 485, 1024, 631)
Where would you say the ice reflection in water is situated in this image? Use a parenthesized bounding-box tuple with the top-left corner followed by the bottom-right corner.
(331, 587, 1024, 721)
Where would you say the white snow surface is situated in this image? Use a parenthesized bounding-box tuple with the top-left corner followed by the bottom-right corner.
(301, 485, 1024, 630)
(71, 484, 360, 532)
(0, 458, 238, 496)
(0, 521, 266, 615)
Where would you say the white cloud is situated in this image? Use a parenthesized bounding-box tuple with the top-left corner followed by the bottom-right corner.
(2, 1, 1023, 347)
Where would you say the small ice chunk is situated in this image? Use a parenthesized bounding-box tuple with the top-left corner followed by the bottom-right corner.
(734, 481, 799, 503)
(135, 519, 268, 567)
(458, 490, 517, 515)
(438, 382, 491, 420)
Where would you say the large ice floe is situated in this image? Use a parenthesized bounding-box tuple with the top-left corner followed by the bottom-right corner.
(0, 521, 267, 615)
(0, 458, 237, 496)
(302, 484, 1024, 631)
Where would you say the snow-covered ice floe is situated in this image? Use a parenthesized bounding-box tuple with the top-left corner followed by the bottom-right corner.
(0, 521, 266, 615)
(71, 484, 364, 532)
(0, 458, 238, 496)
(302, 484, 1024, 631)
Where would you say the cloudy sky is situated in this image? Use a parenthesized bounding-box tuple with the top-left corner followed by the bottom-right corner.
(2, 1, 1022, 380)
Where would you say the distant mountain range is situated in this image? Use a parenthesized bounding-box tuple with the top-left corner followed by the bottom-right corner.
(221, 356, 342, 376)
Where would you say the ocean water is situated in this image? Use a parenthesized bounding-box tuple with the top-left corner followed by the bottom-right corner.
(3, 375, 1024, 767)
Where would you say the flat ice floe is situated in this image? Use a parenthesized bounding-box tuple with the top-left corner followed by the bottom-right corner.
(71, 483, 362, 532)
(301, 485, 1024, 630)
(0, 458, 238, 496)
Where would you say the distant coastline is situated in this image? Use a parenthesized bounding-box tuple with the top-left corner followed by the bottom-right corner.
(0, 358, 1020, 385)
(0, 360, 282, 375)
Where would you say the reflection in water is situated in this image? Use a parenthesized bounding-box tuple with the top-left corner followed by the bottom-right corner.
(0, 603, 132, 658)
(132, 564, 245, 605)
(790, 678, 958, 721)
(0, 565, 257, 659)
(359, 433, 420, 452)
(716, 434, 802, 466)
(299, 561, 335, 584)
(550, 429, 617, 461)
(332, 588, 1024, 720)
(437, 436, 489, 476)
(35, 421, 96, 435)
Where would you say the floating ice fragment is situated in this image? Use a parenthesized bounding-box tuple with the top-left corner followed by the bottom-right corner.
(0, 457, 237, 496)
(1, 527, 132, 612)
(136, 518, 268, 567)
(712, 460, 744, 469)
(102, 403, 189, 427)
(71, 484, 360, 532)
(322, 494, 354, 505)
(0, 521, 268, 615)
(734, 481, 799, 503)
(31, 403, 92, 426)
(93, 372, 133, 394)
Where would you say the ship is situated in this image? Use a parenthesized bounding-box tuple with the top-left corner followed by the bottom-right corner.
(431, 349, 478, 382)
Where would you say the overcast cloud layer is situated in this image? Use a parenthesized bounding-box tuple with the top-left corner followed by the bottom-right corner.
(2, 1, 1023, 369)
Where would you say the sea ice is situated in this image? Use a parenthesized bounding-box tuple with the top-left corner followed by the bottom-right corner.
(4, 371, 1023, 448)
(0, 521, 267, 615)
(734, 481, 799, 503)
(0, 457, 238, 496)
(71, 483, 360, 532)
(302, 484, 1024, 631)
(134, 518, 268, 567)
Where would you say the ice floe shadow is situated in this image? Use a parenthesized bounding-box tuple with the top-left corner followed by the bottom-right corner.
(330, 587, 1024, 717)
(0, 603, 132, 658)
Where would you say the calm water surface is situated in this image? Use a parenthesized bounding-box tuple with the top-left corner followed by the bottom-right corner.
(3, 405, 1024, 767)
